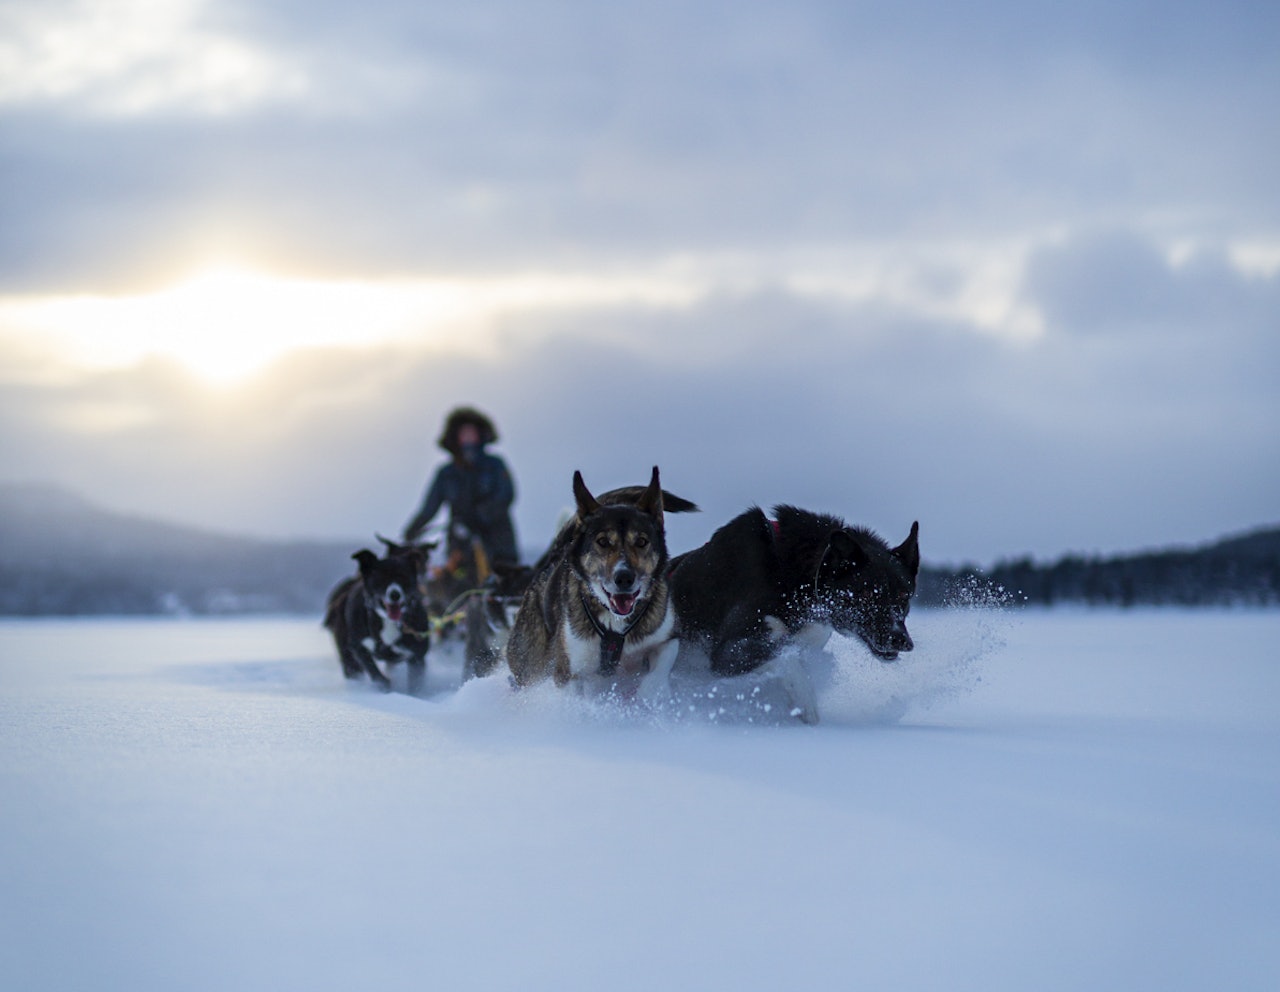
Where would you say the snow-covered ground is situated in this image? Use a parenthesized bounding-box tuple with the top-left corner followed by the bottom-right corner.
(1, 607, 1277, 991)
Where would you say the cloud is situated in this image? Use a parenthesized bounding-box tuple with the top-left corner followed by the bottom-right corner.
(1, 2, 1277, 563)
(3, 240, 1274, 564)
(0, 0, 314, 117)
(2, 1, 1277, 290)
(1022, 230, 1280, 340)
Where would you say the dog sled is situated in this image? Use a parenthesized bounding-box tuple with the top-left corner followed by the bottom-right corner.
(417, 530, 532, 681)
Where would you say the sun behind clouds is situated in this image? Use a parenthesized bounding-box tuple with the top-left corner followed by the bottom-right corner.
(103, 267, 469, 383)
(1, 266, 481, 385)
(0, 263, 706, 386)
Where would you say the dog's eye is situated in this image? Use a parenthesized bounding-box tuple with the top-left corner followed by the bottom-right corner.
(595, 535, 612, 549)
(633, 535, 649, 549)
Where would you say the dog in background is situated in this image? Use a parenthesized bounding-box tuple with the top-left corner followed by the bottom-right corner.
(324, 540, 433, 694)
(505, 467, 688, 703)
(669, 505, 919, 720)
(461, 560, 535, 682)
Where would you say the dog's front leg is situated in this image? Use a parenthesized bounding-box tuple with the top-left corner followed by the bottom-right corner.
(635, 639, 678, 708)
(767, 653, 819, 725)
(356, 643, 393, 692)
(336, 643, 365, 679)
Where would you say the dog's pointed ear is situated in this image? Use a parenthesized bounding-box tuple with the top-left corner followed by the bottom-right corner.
(635, 465, 664, 519)
(352, 549, 379, 575)
(572, 470, 600, 518)
(893, 521, 921, 577)
(824, 530, 867, 574)
(375, 533, 402, 554)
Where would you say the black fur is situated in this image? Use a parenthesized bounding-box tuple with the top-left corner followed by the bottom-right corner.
(324, 543, 432, 693)
(670, 506, 920, 675)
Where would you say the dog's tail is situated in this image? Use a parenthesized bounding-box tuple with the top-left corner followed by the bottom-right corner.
(661, 491, 699, 514)
(595, 486, 700, 514)
(527, 485, 700, 579)
(323, 576, 357, 630)
(376, 533, 440, 555)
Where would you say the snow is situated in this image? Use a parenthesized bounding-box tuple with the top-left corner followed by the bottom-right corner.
(1, 607, 1278, 991)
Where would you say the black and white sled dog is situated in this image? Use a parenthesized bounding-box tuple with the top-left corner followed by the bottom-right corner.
(324, 539, 434, 694)
(669, 506, 920, 722)
(505, 467, 695, 703)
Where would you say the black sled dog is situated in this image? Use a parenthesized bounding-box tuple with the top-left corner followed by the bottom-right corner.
(669, 506, 920, 720)
(324, 540, 433, 694)
(505, 467, 692, 703)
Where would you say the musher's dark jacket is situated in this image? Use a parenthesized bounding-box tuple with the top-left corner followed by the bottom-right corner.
(404, 451, 518, 565)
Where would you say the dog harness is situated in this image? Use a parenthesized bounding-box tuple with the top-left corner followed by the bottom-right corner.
(579, 592, 654, 676)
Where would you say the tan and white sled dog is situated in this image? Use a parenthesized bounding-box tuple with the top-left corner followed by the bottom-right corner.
(505, 466, 684, 704)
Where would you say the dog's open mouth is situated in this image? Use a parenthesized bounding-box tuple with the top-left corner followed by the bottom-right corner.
(385, 601, 404, 623)
(608, 592, 638, 617)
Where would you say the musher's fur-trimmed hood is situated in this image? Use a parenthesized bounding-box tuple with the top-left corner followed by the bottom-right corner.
(437, 407, 499, 456)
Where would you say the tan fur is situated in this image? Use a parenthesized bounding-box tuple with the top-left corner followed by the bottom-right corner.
(505, 467, 678, 697)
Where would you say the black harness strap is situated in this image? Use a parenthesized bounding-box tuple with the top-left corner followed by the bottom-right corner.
(580, 592, 653, 676)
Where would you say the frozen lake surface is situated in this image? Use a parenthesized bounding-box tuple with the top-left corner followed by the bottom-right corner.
(1, 608, 1278, 991)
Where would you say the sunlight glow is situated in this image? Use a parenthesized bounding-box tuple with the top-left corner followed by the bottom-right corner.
(0, 241, 1070, 386)
(1229, 239, 1280, 278)
(0, 265, 704, 384)
(0, 0, 309, 116)
(779, 239, 1046, 340)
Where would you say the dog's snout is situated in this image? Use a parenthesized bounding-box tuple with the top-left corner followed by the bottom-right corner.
(387, 585, 404, 603)
(614, 566, 636, 591)
(888, 607, 913, 652)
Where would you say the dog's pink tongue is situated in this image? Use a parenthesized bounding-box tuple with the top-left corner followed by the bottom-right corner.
(387, 603, 403, 622)
(610, 593, 636, 616)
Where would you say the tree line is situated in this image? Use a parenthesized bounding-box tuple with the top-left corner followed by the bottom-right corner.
(917, 526, 1280, 608)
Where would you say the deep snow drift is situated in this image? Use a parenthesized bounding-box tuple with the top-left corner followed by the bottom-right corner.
(1, 607, 1277, 991)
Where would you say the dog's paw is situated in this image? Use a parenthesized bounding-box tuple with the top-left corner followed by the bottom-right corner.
(771, 653, 820, 725)
(634, 641, 679, 710)
(764, 615, 789, 643)
(634, 673, 673, 710)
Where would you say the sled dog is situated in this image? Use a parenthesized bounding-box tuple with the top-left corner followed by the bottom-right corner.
(461, 560, 535, 681)
(505, 467, 684, 702)
(324, 540, 433, 694)
(670, 505, 920, 709)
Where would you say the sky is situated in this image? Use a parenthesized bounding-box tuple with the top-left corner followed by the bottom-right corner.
(0, 0, 1276, 564)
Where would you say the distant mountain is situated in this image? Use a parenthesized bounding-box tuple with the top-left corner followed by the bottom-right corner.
(917, 525, 1280, 608)
(0, 484, 362, 616)
(2, 483, 1276, 615)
